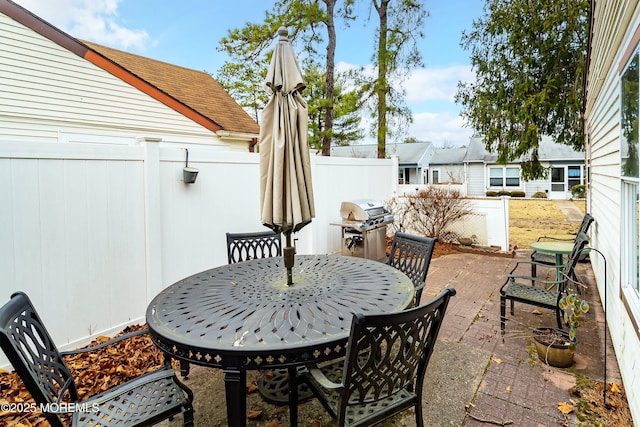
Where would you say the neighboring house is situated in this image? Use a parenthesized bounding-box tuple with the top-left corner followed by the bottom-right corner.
(330, 142, 434, 184)
(583, 1, 640, 422)
(332, 138, 584, 199)
(464, 136, 586, 199)
(0, 0, 259, 151)
(429, 147, 466, 184)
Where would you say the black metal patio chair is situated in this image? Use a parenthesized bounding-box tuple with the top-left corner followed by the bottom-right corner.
(387, 232, 437, 306)
(226, 230, 282, 264)
(530, 213, 594, 277)
(301, 288, 456, 427)
(500, 231, 589, 334)
(0, 291, 194, 427)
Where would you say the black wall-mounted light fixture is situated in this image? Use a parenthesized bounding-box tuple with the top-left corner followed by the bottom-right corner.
(183, 149, 199, 184)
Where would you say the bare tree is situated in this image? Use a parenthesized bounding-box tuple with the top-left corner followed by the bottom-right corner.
(405, 187, 473, 242)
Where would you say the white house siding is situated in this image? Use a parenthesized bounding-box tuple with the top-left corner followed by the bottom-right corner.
(523, 177, 549, 198)
(431, 164, 465, 184)
(584, 0, 640, 421)
(0, 13, 227, 147)
(465, 162, 486, 197)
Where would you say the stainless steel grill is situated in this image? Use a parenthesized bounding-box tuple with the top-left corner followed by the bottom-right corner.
(332, 199, 394, 261)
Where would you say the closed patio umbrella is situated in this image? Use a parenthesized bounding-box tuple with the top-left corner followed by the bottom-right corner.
(260, 26, 315, 285)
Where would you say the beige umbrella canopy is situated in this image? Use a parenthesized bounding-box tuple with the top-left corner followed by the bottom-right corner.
(260, 26, 315, 285)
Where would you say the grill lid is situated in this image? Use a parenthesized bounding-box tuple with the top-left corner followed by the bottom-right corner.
(340, 199, 389, 222)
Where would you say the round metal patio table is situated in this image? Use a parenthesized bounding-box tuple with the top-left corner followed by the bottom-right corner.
(146, 254, 413, 427)
(529, 240, 574, 280)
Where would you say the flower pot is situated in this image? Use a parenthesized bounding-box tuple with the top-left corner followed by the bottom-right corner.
(183, 167, 199, 184)
(532, 327, 576, 368)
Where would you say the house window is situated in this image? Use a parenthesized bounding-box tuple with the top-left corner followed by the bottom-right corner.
(505, 168, 519, 186)
(489, 167, 520, 187)
(568, 166, 583, 190)
(620, 50, 640, 324)
(398, 169, 407, 184)
(432, 170, 439, 184)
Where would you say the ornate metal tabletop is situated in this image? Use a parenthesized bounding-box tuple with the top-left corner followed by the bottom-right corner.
(146, 254, 413, 426)
(147, 255, 412, 367)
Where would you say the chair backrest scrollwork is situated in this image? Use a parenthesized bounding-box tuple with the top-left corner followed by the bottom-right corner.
(338, 288, 456, 422)
(559, 231, 590, 282)
(387, 232, 437, 306)
(0, 292, 76, 426)
(226, 231, 283, 264)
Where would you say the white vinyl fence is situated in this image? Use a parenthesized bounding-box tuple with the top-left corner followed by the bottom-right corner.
(393, 185, 509, 250)
(0, 139, 398, 367)
(0, 140, 507, 368)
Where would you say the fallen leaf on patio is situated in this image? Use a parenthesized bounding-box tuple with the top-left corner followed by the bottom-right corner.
(611, 383, 621, 394)
(532, 308, 543, 315)
(310, 421, 322, 427)
(247, 409, 262, 419)
(264, 370, 275, 379)
(491, 357, 503, 364)
(506, 386, 512, 393)
(558, 402, 574, 414)
(246, 382, 258, 393)
(265, 420, 283, 427)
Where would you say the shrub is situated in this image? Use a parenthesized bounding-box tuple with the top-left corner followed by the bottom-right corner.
(532, 191, 547, 199)
(385, 195, 411, 234)
(485, 191, 498, 197)
(402, 187, 473, 243)
(510, 191, 525, 198)
(497, 190, 511, 197)
(571, 184, 585, 199)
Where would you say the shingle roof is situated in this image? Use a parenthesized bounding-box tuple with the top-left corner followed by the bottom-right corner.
(330, 142, 432, 165)
(464, 136, 583, 163)
(82, 41, 259, 136)
(430, 147, 467, 164)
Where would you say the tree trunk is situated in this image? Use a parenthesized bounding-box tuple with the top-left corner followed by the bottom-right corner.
(375, 0, 390, 159)
(322, 0, 336, 156)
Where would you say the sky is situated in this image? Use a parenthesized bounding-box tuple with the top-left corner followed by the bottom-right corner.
(12, 0, 484, 147)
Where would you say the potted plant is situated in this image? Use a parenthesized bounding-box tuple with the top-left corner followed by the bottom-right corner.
(532, 291, 590, 367)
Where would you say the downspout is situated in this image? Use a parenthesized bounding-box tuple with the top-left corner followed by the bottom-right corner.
(582, 0, 595, 213)
(582, 1, 608, 407)
(582, 0, 595, 118)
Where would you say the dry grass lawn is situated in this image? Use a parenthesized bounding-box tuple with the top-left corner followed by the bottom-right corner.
(509, 199, 586, 249)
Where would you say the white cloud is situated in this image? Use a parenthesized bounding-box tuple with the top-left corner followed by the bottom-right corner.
(405, 65, 475, 103)
(335, 61, 359, 73)
(308, 62, 477, 146)
(410, 111, 474, 147)
(13, 0, 150, 49)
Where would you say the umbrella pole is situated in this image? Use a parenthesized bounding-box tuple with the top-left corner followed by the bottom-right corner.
(284, 232, 295, 286)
